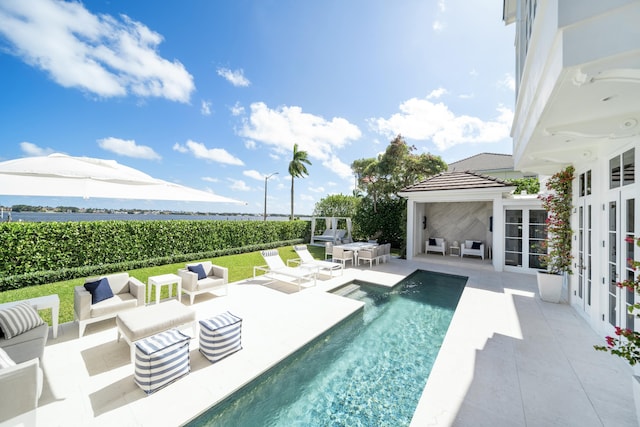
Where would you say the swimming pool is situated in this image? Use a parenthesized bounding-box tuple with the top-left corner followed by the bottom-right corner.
(187, 269, 467, 426)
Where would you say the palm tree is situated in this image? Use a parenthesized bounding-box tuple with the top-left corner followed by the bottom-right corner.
(288, 143, 312, 220)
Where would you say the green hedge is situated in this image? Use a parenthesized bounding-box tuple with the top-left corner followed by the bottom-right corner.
(0, 220, 309, 291)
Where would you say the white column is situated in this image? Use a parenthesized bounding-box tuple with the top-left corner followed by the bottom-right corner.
(406, 199, 415, 261)
(492, 197, 505, 272)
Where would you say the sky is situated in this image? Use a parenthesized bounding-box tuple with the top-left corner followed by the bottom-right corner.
(0, 0, 515, 215)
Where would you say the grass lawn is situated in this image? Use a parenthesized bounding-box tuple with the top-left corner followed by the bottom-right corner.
(0, 245, 326, 326)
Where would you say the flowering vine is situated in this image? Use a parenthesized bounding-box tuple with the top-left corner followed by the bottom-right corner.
(538, 165, 574, 274)
(594, 236, 640, 365)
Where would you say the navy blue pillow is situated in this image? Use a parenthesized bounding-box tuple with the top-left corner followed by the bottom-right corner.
(188, 264, 207, 280)
(84, 278, 114, 305)
(472, 241, 482, 250)
(428, 238, 436, 246)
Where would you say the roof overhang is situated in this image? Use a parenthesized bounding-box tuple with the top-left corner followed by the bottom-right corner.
(398, 185, 516, 203)
(503, 0, 516, 25)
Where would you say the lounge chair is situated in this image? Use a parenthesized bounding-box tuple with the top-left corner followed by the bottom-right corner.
(461, 240, 485, 260)
(74, 272, 145, 337)
(177, 261, 228, 305)
(254, 250, 317, 291)
(425, 237, 446, 256)
(289, 245, 343, 277)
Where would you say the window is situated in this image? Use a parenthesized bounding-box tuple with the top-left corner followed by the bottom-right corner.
(610, 148, 635, 189)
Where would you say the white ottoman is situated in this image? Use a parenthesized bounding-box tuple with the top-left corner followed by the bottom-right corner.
(199, 311, 242, 363)
(134, 329, 190, 394)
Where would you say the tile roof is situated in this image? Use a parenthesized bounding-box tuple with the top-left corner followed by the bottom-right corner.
(401, 171, 513, 192)
(448, 152, 514, 172)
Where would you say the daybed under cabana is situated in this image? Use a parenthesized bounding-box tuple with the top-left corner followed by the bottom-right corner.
(310, 216, 352, 246)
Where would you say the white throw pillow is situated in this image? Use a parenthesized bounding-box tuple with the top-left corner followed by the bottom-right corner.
(0, 302, 45, 340)
(0, 347, 16, 369)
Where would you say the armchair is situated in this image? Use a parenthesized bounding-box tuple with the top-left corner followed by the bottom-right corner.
(461, 240, 485, 260)
(0, 356, 43, 423)
(177, 261, 228, 305)
(74, 272, 145, 337)
(425, 237, 446, 256)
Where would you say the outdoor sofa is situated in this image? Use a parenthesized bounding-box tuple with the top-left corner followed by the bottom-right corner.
(0, 302, 48, 422)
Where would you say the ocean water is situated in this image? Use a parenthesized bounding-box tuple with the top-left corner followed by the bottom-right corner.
(3, 212, 304, 222)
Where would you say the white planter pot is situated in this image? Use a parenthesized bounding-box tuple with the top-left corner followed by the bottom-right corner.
(536, 271, 563, 303)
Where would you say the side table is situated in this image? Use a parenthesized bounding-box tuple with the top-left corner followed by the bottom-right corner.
(449, 246, 460, 257)
(0, 294, 60, 338)
(148, 274, 182, 305)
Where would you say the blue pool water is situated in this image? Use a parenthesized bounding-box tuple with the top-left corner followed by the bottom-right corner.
(187, 269, 467, 427)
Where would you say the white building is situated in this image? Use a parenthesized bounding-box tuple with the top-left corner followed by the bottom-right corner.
(402, 1, 639, 340)
(504, 0, 640, 338)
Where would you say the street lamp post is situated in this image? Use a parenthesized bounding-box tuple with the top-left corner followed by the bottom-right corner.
(263, 172, 278, 221)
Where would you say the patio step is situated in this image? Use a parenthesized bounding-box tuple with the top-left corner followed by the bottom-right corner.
(333, 284, 363, 299)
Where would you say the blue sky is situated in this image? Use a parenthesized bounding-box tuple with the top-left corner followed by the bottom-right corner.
(0, 0, 515, 215)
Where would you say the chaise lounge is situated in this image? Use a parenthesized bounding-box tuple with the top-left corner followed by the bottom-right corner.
(289, 245, 343, 277)
(254, 250, 317, 291)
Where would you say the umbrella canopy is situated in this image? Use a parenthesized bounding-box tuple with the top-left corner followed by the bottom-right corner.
(0, 153, 246, 205)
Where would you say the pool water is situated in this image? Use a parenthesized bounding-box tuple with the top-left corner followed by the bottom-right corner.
(187, 269, 467, 427)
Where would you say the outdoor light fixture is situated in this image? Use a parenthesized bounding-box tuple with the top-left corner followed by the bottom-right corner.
(263, 172, 278, 221)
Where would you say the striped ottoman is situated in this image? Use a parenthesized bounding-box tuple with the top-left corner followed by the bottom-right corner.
(199, 311, 242, 363)
(134, 329, 190, 394)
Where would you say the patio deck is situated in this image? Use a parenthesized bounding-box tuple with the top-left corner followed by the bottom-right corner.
(7, 256, 637, 426)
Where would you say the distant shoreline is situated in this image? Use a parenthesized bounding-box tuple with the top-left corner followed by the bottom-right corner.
(2, 211, 310, 223)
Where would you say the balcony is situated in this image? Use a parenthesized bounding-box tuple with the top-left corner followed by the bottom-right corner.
(505, 0, 640, 173)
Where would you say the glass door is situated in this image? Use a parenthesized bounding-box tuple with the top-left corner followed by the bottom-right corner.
(576, 171, 592, 314)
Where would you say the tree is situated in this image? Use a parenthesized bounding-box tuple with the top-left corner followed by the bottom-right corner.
(507, 177, 540, 195)
(351, 135, 447, 211)
(288, 143, 312, 220)
(313, 194, 360, 218)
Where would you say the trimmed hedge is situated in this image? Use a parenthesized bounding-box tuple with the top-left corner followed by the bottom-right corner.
(0, 220, 309, 291)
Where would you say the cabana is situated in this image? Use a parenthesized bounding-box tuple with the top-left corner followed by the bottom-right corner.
(309, 217, 352, 246)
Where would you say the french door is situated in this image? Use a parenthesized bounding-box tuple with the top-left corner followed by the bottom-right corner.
(606, 148, 637, 330)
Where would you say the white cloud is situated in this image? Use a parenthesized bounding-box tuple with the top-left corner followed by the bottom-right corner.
(230, 102, 245, 116)
(308, 186, 325, 193)
(269, 153, 280, 161)
(20, 141, 55, 156)
(243, 170, 266, 181)
(228, 178, 251, 191)
(369, 94, 514, 151)
(432, 20, 445, 32)
(0, 0, 194, 102)
(498, 73, 516, 91)
(427, 88, 447, 99)
(238, 102, 361, 178)
(98, 137, 161, 160)
(438, 0, 446, 12)
(321, 155, 353, 180)
(217, 67, 250, 87)
(300, 194, 314, 202)
(173, 139, 244, 166)
(201, 176, 219, 183)
(201, 100, 212, 116)
(469, 69, 479, 77)
(244, 140, 256, 150)
(458, 93, 474, 99)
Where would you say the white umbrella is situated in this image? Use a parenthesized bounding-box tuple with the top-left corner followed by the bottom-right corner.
(0, 153, 246, 205)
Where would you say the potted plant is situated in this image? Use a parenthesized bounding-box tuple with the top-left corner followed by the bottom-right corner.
(536, 165, 574, 303)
